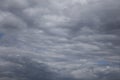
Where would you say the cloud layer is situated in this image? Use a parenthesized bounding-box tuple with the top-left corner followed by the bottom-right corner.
(0, 0, 120, 80)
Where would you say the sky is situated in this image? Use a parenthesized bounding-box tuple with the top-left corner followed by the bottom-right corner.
(0, 0, 120, 80)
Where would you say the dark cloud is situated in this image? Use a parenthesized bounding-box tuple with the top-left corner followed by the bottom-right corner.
(0, 56, 54, 80)
(0, 0, 120, 80)
(0, 47, 76, 80)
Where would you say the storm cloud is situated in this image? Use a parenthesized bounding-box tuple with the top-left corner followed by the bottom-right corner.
(0, 0, 120, 80)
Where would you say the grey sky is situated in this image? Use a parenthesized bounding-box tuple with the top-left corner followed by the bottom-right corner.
(0, 0, 120, 80)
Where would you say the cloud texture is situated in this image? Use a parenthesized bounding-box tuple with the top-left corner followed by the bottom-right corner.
(0, 0, 120, 80)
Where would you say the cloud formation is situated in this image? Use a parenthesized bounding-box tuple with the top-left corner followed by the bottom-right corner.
(0, 0, 120, 80)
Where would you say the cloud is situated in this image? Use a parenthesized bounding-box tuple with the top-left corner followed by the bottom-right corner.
(0, 0, 120, 80)
(0, 47, 76, 80)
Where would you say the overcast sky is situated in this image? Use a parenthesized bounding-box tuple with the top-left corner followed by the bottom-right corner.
(0, 0, 120, 80)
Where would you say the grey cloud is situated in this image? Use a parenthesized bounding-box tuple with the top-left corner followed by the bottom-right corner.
(0, 0, 120, 80)
(0, 47, 76, 80)
(0, 58, 54, 80)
